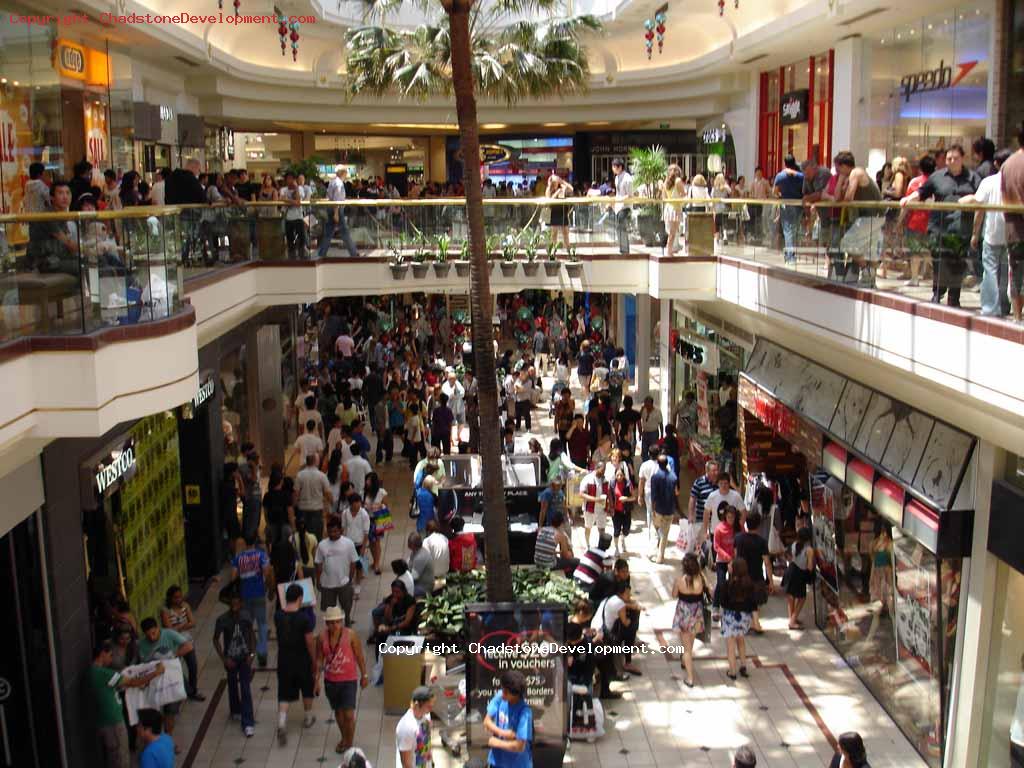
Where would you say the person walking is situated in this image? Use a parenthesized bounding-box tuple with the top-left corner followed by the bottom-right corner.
(484, 670, 534, 768)
(733, 745, 758, 768)
(317, 605, 369, 754)
(92, 642, 164, 768)
(315, 515, 358, 626)
(672, 553, 708, 688)
(721, 558, 756, 681)
(964, 148, 1014, 316)
(238, 448, 262, 541)
(138, 618, 194, 751)
(1002, 122, 1024, 322)
(212, 588, 257, 737)
(773, 155, 805, 265)
(638, 396, 663, 463)
(783, 527, 816, 630)
(396, 686, 435, 768)
(296, 452, 333, 540)
(829, 731, 871, 767)
(160, 585, 204, 701)
(136, 709, 175, 768)
(649, 453, 678, 564)
(579, 461, 610, 548)
(711, 504, 740, 622)
(663, 164, 685, 256)
(231, 534, 272, 666)
(275, 583, 318, 746)
(733, 511, 773, 634)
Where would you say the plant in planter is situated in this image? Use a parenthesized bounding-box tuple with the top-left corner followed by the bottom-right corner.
(544, 231, 563, 276)
(564, 244, 583, 277)
(387, 238, 408, 279)
(410, 234, 431, 277)
(454, 238, 472, 276)
(485, 233, 502, 273)
(629, 144, 669, 248)
(433, 233, 452, 277)
(499, 232, 519, 277)
(521, 228, 541, 275)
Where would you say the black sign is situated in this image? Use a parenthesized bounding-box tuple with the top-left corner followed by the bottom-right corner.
(899, 59, 978, 103)
(586, 130, 697, 155)
(674, 338, 705, 365)
(780, 89, 809, 125)
(465, 602, 568, 768)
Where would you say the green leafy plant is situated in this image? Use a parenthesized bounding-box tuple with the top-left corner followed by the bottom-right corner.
(545, 231, 563, 260)
(501, 233, 518, 262)
(485, 233, 501, 258)
(520, 228, 541, 262)
(566, 244, 579, 261)
(458, 239, 470, 261)
(411, 234, 430, 264)
(386, 238, 406, 265)
(434, 233, 451, 263)
(628, 145, 668, 195)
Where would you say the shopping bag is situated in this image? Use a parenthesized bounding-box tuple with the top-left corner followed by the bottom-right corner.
(767, 506, 784, 557)
(675, 518, 695, 554)
(373, 506, 395, 535)
(569, 685, 605, 740)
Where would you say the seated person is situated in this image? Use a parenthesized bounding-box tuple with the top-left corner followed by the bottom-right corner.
(369, 579, 417, 655)
(448, 516, 478, 573)
(390, 559, 415, 597)
(566, 621, 597, 692)
(574, 533, 613, 589)
(533, 511, 578, 575)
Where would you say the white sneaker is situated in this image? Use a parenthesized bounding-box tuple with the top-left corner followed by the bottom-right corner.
(302, 715, 316, 729)
(355, 585, 362, 596)
(244, 726, 255, 737)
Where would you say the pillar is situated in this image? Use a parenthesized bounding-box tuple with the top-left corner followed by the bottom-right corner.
(635, 294, 651, 399)
(244, 324, 284, 466)
(658, 299, 671, 422)
(428, 135, 447, 183)
(615, 294, 627, 351)
(831, 36, 869, 166)
(945, 442, 1003, 767)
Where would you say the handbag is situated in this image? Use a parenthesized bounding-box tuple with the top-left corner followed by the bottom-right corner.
(767, 505, 784, 557)
(698, 588, 712, 645)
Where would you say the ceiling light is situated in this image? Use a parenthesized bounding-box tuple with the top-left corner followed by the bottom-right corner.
(927, 23, 933, 29)
(481, 123, 508, 129)
(586, 121, 611, 126)
(543, 122, 568, 127)
(371, 122, 458, 130)
(13, 80, 19, 86)
(0, 78, 6, 84)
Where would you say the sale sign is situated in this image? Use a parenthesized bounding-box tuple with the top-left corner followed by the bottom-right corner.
(0, 85, 36, 243)
(84, 100, 108, 167)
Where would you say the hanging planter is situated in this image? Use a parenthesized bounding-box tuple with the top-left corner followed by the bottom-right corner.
(500, 260, 519, 277)
(454, 261, 471, 277)
(565, 246, 583, 278)
(390, 263, 409, 280)
(544, 260, 561, 277)
(522, 261, 540, 277)
(412, 262, 430, 278)
(433, 262, 452, 278)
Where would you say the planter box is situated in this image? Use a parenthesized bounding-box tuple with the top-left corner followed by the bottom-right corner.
(390, 264, 409, 280)
(500, 261, 518, 277)
(686, 212, 714, 257)
(433, 262, 452, 278)
(543, 261, 561, 277)
(454, 261, 471, 277)
(565, 261, 583, 278)
(411, 263, 430, 278)
(522, 262, 540, 277)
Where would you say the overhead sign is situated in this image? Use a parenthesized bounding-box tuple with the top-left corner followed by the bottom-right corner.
(192, 376, 215, 409)
(780, 89, 809, 125)
(95, 445, 136, 494)
(899, 59, 978, 102)
(701, 126, 727, 144)
(456, 143, 513, 165)
(55, 40, 86, 80)
(159, 105, 174, 122)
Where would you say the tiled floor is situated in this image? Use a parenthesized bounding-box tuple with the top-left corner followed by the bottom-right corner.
(175, 375, 928, 768)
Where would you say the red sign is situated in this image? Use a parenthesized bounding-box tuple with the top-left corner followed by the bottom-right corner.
(738, 377, 822, 461)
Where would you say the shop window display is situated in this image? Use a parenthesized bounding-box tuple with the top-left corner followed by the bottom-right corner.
(812, 476, 961, 767)
(982, 563, 1024, 768)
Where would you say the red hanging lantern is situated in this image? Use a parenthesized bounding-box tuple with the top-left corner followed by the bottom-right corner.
(718, 0, 725, 15)
(275, 8, 287, 55)
(232, 0, 240, 15)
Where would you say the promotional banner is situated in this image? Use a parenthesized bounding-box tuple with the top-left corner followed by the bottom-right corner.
(696, 371, 711, 437)
(84, 100, 109, 167)
(893, 540, 935, 680)
(0, 84, 35, 243)
(466, 602, 567, 768)
(811, 476, 839, 594)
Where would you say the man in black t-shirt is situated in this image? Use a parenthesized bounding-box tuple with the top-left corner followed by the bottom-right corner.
(733, 511, 774, 634)
(213, 591, 257, 736)
(274, 584, 317, 746)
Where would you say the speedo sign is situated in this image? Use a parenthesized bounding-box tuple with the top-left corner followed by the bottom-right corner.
(899, 59, 978, 103)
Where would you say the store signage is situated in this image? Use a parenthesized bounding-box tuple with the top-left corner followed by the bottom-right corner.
(780, 89, 809, 125)
(465, 602, 567, 768)
(675, 338, 705, 364)
(702, 126, 727, 144)
(192, 377, 215, 409)
(899, 59, 978, 103)
(696, 371, 711, 437)
(738, 377, 822, 460)
(159, 105, 174, 122)
(56, 40, 86, 79)
(95, 446, 136, 493)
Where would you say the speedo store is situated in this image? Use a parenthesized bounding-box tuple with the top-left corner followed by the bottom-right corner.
(738, 339, 976, 767)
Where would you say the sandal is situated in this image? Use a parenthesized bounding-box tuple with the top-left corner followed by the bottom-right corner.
(726, 672, 737, 681)
(739, 666, 749, 678)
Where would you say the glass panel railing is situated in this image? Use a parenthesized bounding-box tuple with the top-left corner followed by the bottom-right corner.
(2, 195, 1021, 344)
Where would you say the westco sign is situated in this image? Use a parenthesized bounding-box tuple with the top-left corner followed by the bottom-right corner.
(899, 59, 978, 102)
(95, 446, 136, 493)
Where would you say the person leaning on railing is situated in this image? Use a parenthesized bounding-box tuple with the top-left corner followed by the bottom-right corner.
(1002, 122, 1024, 323)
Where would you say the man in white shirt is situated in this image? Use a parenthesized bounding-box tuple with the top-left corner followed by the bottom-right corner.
(344, 444, 372, 499)
(422, 520, 451, 576)
(295, 419, 324, 465)
(636, 445, 661, 536)
(335, 331, 355, 358)
(612, 157, 634, 255)
(703, 472, 746, 535)
(295, 454, 333, 539)
(395, 687, 434, 768)
(441, 369, 466, 426)
(152, 168, 166, 206)
(638, 396, 663, 460)
(319, 167, 358, 258)
(579, 462, 609, 547)
(341, 495, 371, 596)
(314, 515, 357, 626)
(964, 148, 1012, 317)
(513, 370, 534, 432)
(280, 172, 307, 258)
(298, 394, 323, 439)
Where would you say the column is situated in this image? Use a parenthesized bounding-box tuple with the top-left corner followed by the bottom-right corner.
(245, 324, 284, 466)
(945, 442, 1003, 767)
(615, 294, 627, 351)
(831, 36, 870, 166)
(635, 294, 651, 399)
(657, 299, 671, 422)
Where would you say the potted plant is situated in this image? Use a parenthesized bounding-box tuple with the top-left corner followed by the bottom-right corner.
(521, 228, 541, 276)
(411, 234, 430, 278)
(629, 144, 669, 247)
(544, 231, 563, 276)
(387, 239, 408, 279)
(433, 233, 452, 278)
(454, 239, 471, 277)
(564, 244, 583, 277)
(499, 233, 519, 277)
(486, 233, 502, 274)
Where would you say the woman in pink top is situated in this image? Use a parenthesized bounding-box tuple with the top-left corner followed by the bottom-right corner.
(316, 605, 368, 754)
(711, 504, 740, 620)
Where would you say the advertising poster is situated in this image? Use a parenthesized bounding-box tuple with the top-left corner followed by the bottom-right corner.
(811, 476, 839, 594)
(0, 84, 36, 243)
(696, 371, 711, 436)
(466, 602, 567, 768)
(893, 540, 935, 681)
(84, 100, 109, 167)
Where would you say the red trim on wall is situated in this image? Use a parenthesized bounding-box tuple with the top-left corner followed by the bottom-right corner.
(825, 48, 835, 163)
(807, 55, 816, 160)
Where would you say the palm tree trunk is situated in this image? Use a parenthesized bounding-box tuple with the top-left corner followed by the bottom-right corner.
(444, 0, 513, 602)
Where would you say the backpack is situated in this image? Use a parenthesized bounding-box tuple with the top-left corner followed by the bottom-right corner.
(608, 358, 625, 388)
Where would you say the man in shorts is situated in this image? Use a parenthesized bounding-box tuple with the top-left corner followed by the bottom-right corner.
(579, 461, 609, 548)
(275, 583, 318, 746)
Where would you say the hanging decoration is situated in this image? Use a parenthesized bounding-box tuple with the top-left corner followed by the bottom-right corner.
(276, 7, 287, 54)
(655, 5, 667, 54)
(274, 7, 299, 60)
(643, 18, 654, 59)
(289, 18, 301, 61)
(218, 0, 240, 14)
(718, 0, 738, 15)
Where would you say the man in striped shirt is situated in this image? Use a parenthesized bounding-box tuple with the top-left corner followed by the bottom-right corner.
(689, 459, 720, 545)
(573, 533, 613, 588)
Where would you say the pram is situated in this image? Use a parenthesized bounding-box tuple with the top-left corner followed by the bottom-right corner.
(435, 665, 467, 757)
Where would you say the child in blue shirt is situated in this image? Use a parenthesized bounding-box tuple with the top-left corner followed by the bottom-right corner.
(484, 670, 533, 768)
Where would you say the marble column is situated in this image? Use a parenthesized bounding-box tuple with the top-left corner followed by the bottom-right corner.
(658, 299, 671, 422)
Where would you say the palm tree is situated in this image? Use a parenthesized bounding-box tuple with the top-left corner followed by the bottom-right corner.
(346, 0, 600, 601)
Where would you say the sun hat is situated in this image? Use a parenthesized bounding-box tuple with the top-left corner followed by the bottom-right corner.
(324, 606, 345, 623)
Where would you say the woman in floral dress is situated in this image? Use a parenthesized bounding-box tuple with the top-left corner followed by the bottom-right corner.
(672, 553, 708, 688)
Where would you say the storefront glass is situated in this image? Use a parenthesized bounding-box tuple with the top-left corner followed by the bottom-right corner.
(813, 477, 961, 768)
(220, 343, 250, 458)
(758, 52, 833, 172)
(868, 4, 991, 163)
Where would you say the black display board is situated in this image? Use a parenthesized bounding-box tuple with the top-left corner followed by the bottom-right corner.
(465, 602, 568, 768)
